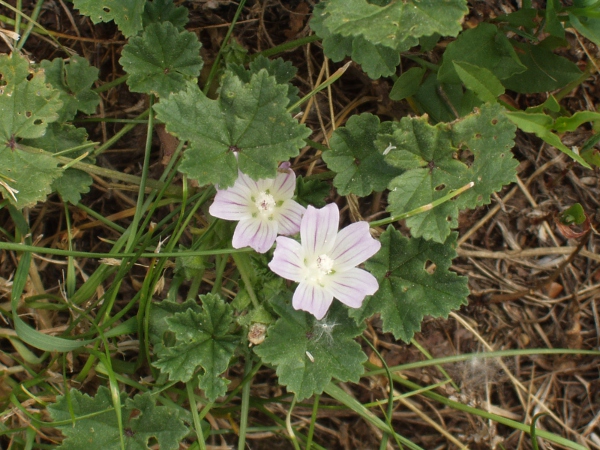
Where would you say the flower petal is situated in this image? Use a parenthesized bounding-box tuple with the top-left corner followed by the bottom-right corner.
(236, 170, 261, 193)
(269, 236, 306, 282)
(301, 204, 339, 257)
(232, 218, 277, 253)
(330, 222, 381, 271)
(293, 281, 334, 320)
(274, 200, 305, 235)
(271, 166, 296, 200)
(325, 268, 379, 308)
(209, 184, 253, 220)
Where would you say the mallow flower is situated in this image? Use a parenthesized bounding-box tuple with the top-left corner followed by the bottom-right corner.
(268, 203, 381, 320)
(209, 163, 305, 253)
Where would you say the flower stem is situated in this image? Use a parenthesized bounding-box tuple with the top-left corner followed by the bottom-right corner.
(231, 252, 260, 309)
(369, 182, 475, 228)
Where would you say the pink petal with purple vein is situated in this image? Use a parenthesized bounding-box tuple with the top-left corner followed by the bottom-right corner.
(275, 200, 305, 235)
(301, 204, 339, 257)
(271, 167, 296, 199)
(209, 186, 253, 220)
(269, 236, 306, 282)
(326, 268, 379, 308)
(293, 281, 334, 320)
(232, 217, 277, 253)
(330, 222, 381, 271)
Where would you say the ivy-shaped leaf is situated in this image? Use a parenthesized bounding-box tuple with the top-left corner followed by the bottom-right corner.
(22, 123, 95, 204)
(322, 113, 402, 197)
(154, 71, 311, 187)
(228, 55, 300, 108)
(310, 3, 399, 79)
(321, 0, 468, 49)
(350, 227, 469, 343)
(72, 0, 146, 37)
(0, 54, 63, 208)
(48, 387, 188, 450)
(382, 104, 517, 242)
(254, 293, 366, 401)
(120, 21, 203, 98)
(41, 55, 100, 122)
(153, 294, 238, 401)
(148, 298, 201, 346)
(142, 0, 189, 30)
(295, 176, 330, 208)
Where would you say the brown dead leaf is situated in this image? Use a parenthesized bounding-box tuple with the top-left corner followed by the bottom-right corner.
(284, 2, 310, 39)
(156, 124, 180, 166)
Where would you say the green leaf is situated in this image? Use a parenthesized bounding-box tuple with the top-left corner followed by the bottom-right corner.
(72, 0, 146, 37)
(154, 71, 310, 187)
(502, 41, 582, 94)
(40, 55, 100, 122)
(48, 387, 188, 450)
(142, 0, 189, 30)
(452, 61, 505, 104)
(351, 227, 468, 342)
(318, 0, 468, 52)
(253, 293, 366, 401)
(505, 111, 590, 167)
(322, 113, 402, 196)
(120, 22, 202, 98)
(414, 73, 482, 123)
(545, 0, 565, 39)
(553, 111, 600, 133)
(382, 104, 517, 242)
(228, 55, 300, 108)
(153, 294, 238, 401)
(22, 123, 94, 204)
(560, 203, 586, 225)
(569, 12, 600, 46)
(438, 23, 526, 84)
(0, 54, 63, 208)
(295, 176, 330, 208)
(389, 67, 425, 101)
(148, 299, 201, 346)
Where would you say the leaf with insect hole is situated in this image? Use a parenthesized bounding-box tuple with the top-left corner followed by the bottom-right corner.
(380, 104, 517, 243)
(350, 227, 469, 342)
(48, 387, 188, 450)
(72, 0, 146, 37)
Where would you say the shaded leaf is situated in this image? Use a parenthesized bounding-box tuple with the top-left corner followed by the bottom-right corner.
(254, 293, 366, 401)
(453, 61, 505, 104)
(48, 387, 188, 450)
(322, 113, 402, 196)
(295, 176, 330, 208)
(142, 0, 189, 30)
(390, 67, 425, 101)
(351, 227, 468, 342)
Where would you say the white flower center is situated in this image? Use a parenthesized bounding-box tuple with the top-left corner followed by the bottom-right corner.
(254, 191, 276, 215)
(316, 254, 334, 274)
(307, 254, 335, 285)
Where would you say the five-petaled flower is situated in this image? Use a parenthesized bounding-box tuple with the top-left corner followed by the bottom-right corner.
(268, 203, 381, 320)
(209, 163, 305, 253)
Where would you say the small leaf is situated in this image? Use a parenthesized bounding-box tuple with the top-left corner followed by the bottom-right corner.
(142, 0, 189, 30)
(148, 298, 201, 346)
(383, 104, 518, 242)
(438, 23, 526, 84)
(120, 21, 203, 98)
(295, 176, 330, 208)
(568, 12, 600, 46)
(72, 0, 146, 37)
(453, 61, 505, 104)
(48, 387, 188, 450)
(253, 293, 366, 401)
(154, 71, 310, 187)
(153, 294, 238, 402)
(390, 67, 425, 101)
(322, 113, 402, 196)
(505, 111, 590, 167)
(502, 41, 582, 93)
(41, 55, 100, 121)
(553, 111, 600, 133)
(351, 227, 469, 342)
(559, 203, 586, 225)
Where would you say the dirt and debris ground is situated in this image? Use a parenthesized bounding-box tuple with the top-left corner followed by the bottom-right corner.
(1, 1, 599, 449)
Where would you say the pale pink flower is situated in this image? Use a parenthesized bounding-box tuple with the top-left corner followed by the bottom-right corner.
(209, 163, 305, 253)
(269, 203, 381, 320)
